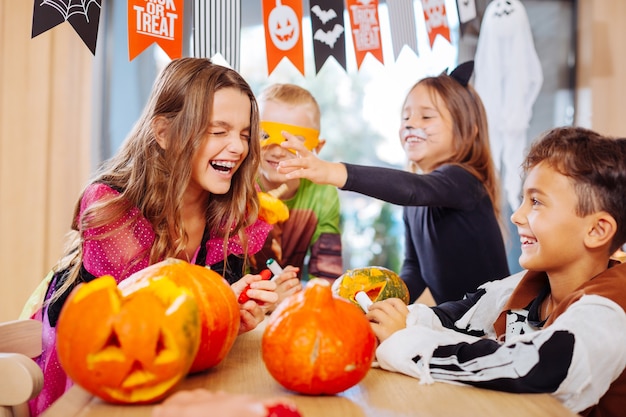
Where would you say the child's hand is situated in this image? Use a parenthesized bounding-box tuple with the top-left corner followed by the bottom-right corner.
(265, 265, 301, 313)
(232, 273, 278, 334)
(278, 132, 348, 188)
(238, 270, 273, 304)
(366, 298, 410, 343)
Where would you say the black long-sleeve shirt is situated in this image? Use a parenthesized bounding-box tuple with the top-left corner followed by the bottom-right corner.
(342, 163, 510, 303)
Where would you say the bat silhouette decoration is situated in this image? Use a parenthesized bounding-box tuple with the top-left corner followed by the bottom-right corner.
(313, 24, 344, 48)
(311, 5, 337, 24)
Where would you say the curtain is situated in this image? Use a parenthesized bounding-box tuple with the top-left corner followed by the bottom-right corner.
(0, 0, 92, 321)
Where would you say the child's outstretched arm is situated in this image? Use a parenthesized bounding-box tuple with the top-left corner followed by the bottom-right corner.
(278, 132, 348, 187)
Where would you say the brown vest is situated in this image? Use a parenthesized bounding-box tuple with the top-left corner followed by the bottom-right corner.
(493, 262, 626, 417)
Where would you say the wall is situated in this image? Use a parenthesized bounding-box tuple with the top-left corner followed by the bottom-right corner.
(0, 1, 93, 321)
(576, 0, 626, 136)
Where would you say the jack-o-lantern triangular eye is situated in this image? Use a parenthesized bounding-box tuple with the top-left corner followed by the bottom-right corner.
(105, 330, 122, 349)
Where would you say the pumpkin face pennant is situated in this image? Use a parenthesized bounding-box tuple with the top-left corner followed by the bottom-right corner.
(262, 0, 305, 76)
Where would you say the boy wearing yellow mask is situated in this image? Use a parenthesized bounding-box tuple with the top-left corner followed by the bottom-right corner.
(252, 83, 343, 287)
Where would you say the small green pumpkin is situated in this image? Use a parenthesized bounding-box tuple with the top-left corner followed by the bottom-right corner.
(333, 266, 410, 310)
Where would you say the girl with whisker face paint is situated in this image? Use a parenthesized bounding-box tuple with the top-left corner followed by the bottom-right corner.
(279, 61, 510, 306)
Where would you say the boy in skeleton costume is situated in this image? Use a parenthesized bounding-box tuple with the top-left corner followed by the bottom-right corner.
(369, 127, 626, 417)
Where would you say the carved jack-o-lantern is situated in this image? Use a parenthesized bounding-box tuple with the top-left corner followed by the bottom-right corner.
(333, 266, 410, 311)
(57, 274, 200, 404)
(268, 2, 299, 50)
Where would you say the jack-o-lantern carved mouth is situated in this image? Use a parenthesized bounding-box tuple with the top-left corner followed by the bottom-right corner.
(275, 25, 295, 42)
(87, 325, 181, 391)
(348, 283, 385, 304)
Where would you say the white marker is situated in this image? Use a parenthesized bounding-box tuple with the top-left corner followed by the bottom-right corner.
(355, 291, 373, 313)
(266, 258, 284, 281)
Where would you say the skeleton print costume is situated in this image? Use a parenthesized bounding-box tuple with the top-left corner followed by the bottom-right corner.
(376, 262, 626, 417)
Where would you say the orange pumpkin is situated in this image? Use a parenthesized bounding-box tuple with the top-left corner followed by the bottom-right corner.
(119, 258, 240, 373)
(57, 274, 200, 404)
(262, 278, 376, 395)
(333, 266, 410, 311)
(258, 184, 289, 225)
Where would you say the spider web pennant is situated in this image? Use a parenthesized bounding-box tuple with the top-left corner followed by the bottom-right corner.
(32, 0, 102, 55)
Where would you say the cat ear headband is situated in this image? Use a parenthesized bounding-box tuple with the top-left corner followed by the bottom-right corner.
(443, 60, 474, 87)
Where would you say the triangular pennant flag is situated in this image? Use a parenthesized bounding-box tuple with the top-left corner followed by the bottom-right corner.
(262, 0, 305, 76)
(310, 0, 347, 74)
(386, 0, 419, 60)
(346, 0, 384, 70)
(421, 0, 451, 48)
(456, 0, 477, 24)
(193, 0, 242, 71)
(128, 0, 184, 61)
(31, 0, 102, 55)
(456, 0, 480, 36)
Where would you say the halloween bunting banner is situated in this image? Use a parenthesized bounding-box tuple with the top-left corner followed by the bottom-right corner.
(32, 0, 467, 73)
(128, 0, 184, 61)
(262, 0, 305, 76)
(31, 0, 102, 55)
(345, 0, 384, 70)
(310, 0, 347, 74)
(193, 0, 242, 71)
(421, 0, 451, 48)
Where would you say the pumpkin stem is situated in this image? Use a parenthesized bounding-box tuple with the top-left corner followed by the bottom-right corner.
(304, 279, 334, 312)
(267, 183, 288, 199)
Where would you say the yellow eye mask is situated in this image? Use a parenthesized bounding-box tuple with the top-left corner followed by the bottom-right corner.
(260, 121, 320, 153)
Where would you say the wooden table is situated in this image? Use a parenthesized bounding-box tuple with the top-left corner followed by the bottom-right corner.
(42, 320, 580, 417)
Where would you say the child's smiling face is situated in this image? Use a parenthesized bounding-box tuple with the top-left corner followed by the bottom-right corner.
(188, 87, 251, 196)
(258, 100, 319, 189)
(399, 83, 455, 173)
(511, 161, 595, 275)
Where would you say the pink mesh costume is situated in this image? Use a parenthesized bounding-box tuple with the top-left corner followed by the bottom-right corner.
(28, 183, 272, 416)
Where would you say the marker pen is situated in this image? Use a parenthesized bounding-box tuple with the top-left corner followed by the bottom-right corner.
(266, 258, 284, 281)
(355, 291, 373, 313)
(238, 269, 272, 303)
